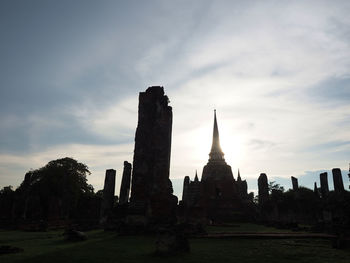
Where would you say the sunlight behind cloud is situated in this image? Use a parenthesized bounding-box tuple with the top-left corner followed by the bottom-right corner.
(1, 1, 350, 198)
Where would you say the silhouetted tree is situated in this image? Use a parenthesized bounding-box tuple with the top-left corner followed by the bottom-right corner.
(0, 185, 14, 195)
(268, 181, 285, 194)
(21, 157, 93, 219)
(0, 186, 15, 220)
(95, 190, 103, 197)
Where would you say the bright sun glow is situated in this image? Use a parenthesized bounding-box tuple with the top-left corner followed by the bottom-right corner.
(182, 119, 246, 179)
(220, 125, 245, 173)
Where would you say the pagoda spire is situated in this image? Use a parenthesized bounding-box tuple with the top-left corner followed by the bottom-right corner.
(209, 110, 225, 162)
(194, 170, 199, 182)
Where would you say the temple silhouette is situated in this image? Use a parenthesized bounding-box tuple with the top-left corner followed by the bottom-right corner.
(181, 110, 253, 222)
(0, 86, 349, 247)
(99, 86, 349, 234)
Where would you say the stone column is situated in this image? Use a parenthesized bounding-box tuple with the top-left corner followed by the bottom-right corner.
(348, 163, 350, 190)
(320, 172, 329, 198)
(100, 169, 116, 223)
(182, 176, 190, 204)
(119, 161, 132, 204)
(314, 182, 319, 197)
(258, 173, 269, 205)
(291, 176, 298, 191)
(332, 168, 344, 193)
(129, 86, 177, 225)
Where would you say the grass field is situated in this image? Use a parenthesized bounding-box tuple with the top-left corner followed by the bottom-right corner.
(1, 224, 350, 263)
(206, 223, 299, 233)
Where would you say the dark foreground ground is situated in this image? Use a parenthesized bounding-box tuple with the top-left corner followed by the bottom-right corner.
(1, 223, 350, 263)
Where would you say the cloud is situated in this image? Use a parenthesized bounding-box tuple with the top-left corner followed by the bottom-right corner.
(1, 1, 350, 199)
(69, 96, 138, 141)
(308, 77, 350, 106)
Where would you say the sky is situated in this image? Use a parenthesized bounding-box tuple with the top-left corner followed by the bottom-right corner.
(1, 0, 349, 198)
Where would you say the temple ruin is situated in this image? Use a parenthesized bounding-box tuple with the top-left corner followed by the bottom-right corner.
(128, 86, 177, 226)
(258, 173, 269, 205)
(291, 176, 298, 191)
(320, 172, 329, 198)
(100, 169, 116, 224)
(181, 110, 252, 222)
(1, 85, 349, 239)
(119, 161, 132, 205)
(332, 168, 345, 193)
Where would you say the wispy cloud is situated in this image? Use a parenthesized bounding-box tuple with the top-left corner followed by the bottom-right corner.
(0, 1, 350, 198)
